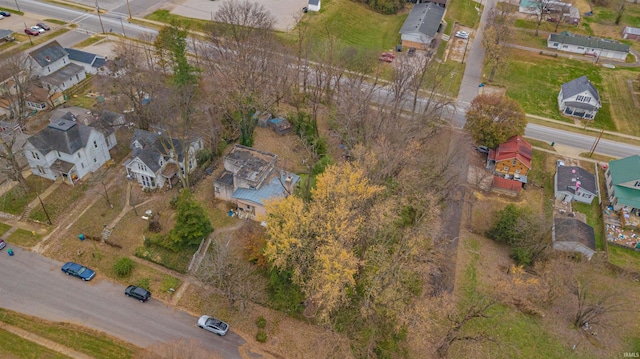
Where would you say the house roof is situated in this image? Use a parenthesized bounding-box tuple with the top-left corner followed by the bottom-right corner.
(50, 106, 95, 125)
(554, 217, 596, 251)
(27, 119, 94, 155)
(556, 166, 597, 194)
(232, 172, 300, 206)
(563, 101, 599, 111)
(548, 32, 630, 53)
(492, 176, 523, 192)
(225, 144, 277, 183)
(40, 63, 85, 86)
(560, 76, 600, 104)
(624, 26, 640, 35)
(29, 40, 68, 68)
(493, 135, 532, 168)
(399, 3, 445, 38)
(608, 155, 640, 184)
(0, 29, 13, 39)
(88, 111, 122, 136)
(129, 129, 192, 173)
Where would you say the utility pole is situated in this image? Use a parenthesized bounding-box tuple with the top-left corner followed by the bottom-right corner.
(126, 0, 132, 20)
(96, 0, 106, 34)
(119, 17, 126, 37)
(37, 193, 52, 225)
(102, 181, 113, 208)
(24, 22, 32, 45)
(14, 0, 20, 12)
(588, 128, 604, 158)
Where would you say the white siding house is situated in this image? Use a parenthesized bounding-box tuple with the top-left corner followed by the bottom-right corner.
(27, 41, 86, 94)
(65, 48, 107, 75)
(557, 76, 601, 119)
(124, 129, 202, 190)
(547, 31, 629, 61)
(554, 165, 597, 204)
(24, 119, 111, 184)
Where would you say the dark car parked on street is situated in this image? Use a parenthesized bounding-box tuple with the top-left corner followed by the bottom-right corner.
(24, 28, 39, 36)
(61, 262, 96, 281)
(0, 11, 11, 17)
(124, 285, 151, 302)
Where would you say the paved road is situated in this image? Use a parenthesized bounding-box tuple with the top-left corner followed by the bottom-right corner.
(0, 0, 157, 38)
(0, 247, 244, 357)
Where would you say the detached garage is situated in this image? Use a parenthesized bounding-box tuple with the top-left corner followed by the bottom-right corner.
(308, 0, 320, 12)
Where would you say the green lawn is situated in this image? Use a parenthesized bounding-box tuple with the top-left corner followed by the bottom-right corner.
(135, 243, 196, 274)
(444, 0, 481, 30)
(573, 201, 604, 250)
(7, 228, 42, 248)
(608, 244, 640, 272)
(0, 223, 11, 237)
(0, 176, 51, 215)
(0, 328, 69, 359)
(0, 308, 139, 359)
(294, 0, 407, 51)
(489, 49, 617, 130)
(30, 183, 88, 224)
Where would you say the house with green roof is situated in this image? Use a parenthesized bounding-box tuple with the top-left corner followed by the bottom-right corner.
(605, 155, 640, 214)
(547, 31, 629, 61)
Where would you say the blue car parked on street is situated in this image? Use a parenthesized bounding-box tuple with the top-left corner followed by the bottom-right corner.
(61, 262, 96, 281)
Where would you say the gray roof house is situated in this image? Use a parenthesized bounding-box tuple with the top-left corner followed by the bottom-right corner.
(547, 31, 629, 61)
(0, 29, 14, 41)
(214, 144, 300, 220)
(27, 41, 86, 93)
(399, 3, 445, 49)
(557, 76, 601, 120)
(50, 107, 123, 151)
(553, 217, 596, 259)
(124, 129, 203, 190)
(555, 165, 597, 204)
(65, 48, 107, 74)
(23, 118, 111, 185)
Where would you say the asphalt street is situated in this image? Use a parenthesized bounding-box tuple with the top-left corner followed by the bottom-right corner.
(0, 247, 244, 357)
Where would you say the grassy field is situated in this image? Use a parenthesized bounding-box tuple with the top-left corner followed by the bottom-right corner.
(294, 0, 407, 51)
(0, 328, 69, 359)
(608, 244, 640, 272)
(7, 228, 42, 248)
(573, 201, 605, 250)
(0, 308, 139, 358)
(489, 49, 624, 130)
(30, 182, 89, 224)
(444, 0, 481, 30)
(0, 176, 51, 215)
(74, 35, 106, 48)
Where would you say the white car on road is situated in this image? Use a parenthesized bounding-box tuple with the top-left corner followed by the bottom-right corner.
(455, 30, 470, 39)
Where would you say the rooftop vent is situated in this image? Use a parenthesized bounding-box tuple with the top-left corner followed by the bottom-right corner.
(45, 55, 51, 62)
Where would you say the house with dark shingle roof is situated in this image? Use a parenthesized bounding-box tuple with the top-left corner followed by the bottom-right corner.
(124, 129, 203, 190)
(23, 118, 111, 184)
(65, 48, 107, 74)
(555, 165, 597, 204)
(557, 76, 601, 120)
(0, 29, 14, 42)
(553, 217, 596, 259)
(27, 40, 86, 94)
(605, 155, 640, 213)
(214, 144, 299, 220)
(399, 3, 445, 50)
(547, 31, 629, 61)
(49, 106, 123, 150)
(487, 135, 532, 183)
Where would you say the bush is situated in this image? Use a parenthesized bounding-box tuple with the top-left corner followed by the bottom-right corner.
(113, 257, 135, 277)
(256, 316, 266, 329)
(256, 330, 267, 343)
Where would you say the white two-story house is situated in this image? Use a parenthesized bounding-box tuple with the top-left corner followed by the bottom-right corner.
(23, 118, 111, 184)
(27, 40, 86, 94)
(557, 76, 601, 120)
(124, 129, 202, 190)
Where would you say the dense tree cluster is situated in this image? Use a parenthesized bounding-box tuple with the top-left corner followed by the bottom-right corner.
(464, 94, 527, 148)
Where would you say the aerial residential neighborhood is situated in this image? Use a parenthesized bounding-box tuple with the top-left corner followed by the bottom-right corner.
(0, 0, 639, 357)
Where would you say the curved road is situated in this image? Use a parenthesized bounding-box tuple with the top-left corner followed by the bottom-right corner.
(0, 247, 245, 357)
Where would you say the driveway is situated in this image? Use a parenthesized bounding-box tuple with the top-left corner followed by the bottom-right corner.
(0, 247, 245, 358)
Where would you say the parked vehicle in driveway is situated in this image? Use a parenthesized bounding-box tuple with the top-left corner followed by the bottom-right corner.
(198, 315, 229, 336)
(455, 30, 469, 39)
(476, 145, 490, 154)
(61, 262, 96, 281)
(0, 11, 11, 17)
(36, 23, 50, 31)
(0, 239, 5, 250)
(24, 28, 39, 36)
(31, 26, 45, 34)
(125, 285, 151, 302)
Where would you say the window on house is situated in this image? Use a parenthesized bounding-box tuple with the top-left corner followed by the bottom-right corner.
(63, 58, 66, 64)
(106, 138, 110, 147)
(47, 66, 50, 72)
(562, 45, 568, 48)
(81, 163, 85, 169)
(553, 42, 558, 46)
(512, 159, 517, 166)
(93, 141, 98, 148)
(138, 163, 146, 171)
(214, 186, 220, 193)
(635, 181, 640, 187)
(57, 151, 61, 157)
(515, 169, 521, 174)
(37, 166, 44, 174)
(75, 74, 79, 80)
(503, 166, 509, 171)
(577, 46, 584, 50)
(576, 95, 584, 101)
(93, 158, 97, 163)
(32, 152, 40, 160)
(583, 97, 591, 103)
(77, 153, 81, 158)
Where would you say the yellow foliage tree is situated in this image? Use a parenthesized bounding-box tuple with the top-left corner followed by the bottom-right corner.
(264, 162, 383, 319)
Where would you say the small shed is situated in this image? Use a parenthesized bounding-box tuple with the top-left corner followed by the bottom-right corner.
(267, 117, 292, 135)
(308, 0, 320, 12)
(622, 26, 640, 40)
(0, 29, 14, 42)
(254, 111, 272, 128)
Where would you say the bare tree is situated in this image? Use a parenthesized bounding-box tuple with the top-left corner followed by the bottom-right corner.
(436, 295, 498, 358)
(483, 6, 512, 82)
(573, 279, 627, 329)
(214, 0, 274, 47)
(0, 53, 36, 189)
(197, 236, 266, 311)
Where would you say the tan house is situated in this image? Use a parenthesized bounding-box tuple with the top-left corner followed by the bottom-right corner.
(487, 135, 532, 184)
(214, 144, 299, 220)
